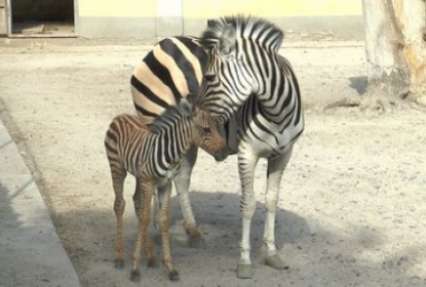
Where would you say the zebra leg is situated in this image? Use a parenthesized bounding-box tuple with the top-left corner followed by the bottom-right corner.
(134, 181, 160, 232)
(173, 145, 204, 248)
(158, 181, 179, 281)
(261, 147, 292, 270)
(139, 183, 156, 267)
(112, 171, 127, 269)
(132, 180, 142, 218)
(237, 143, 259, 279)
(130, 177, 154, 282)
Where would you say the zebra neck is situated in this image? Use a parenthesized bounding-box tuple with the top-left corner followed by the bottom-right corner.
(256, 66, 302, 129)
(154, 118, 193, 168)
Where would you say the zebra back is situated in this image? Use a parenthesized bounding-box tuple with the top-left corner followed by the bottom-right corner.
(105, 114, 152, 177)
(131, 36, 209, 122)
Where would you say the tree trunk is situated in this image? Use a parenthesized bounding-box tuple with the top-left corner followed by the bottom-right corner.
(394, 0, 426, 105)
(362, 0, 426, 109)
(324, 1, 426, 111)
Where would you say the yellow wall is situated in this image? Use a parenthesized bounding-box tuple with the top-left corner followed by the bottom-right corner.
(183, 0, 362, 18)
(79, 0, 156, 17)
(78, 0, 362, 18)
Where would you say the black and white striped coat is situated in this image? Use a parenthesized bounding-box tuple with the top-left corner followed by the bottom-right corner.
(196, 16, 304, 278)
(131, 36, 208, 121)
(104, 101, 225, 281)
(129, 35, 226, 245)
(127, 17, 304, 279)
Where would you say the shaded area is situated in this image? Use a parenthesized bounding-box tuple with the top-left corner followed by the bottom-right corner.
(349, 76, 368, 95)
(58, 191, 426, 287)
(0, 182, 23, 286)
(0, 180, 80, 287)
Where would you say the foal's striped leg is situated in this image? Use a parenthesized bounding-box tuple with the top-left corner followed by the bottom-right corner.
(158, 181, 179, 281)
(130, 177, 154, 282)
(111, 170, 127, 269)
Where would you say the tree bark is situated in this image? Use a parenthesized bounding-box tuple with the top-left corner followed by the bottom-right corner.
(327, 0, 426, 111)
(393, 0, 426, 105)
(361, 0, 410, 110)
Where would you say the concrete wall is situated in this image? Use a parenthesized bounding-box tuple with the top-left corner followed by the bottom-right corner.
(76, 0, 364, 39)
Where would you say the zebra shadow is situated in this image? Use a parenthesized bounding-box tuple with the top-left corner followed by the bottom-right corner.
(57, 189, 426, 287)
(168, 191, 311, 257)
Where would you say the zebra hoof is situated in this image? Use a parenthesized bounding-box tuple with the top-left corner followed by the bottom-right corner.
(114, 259, 124, 269)
(147, 257, 157, 268)
(237, 263, 253, 279)
(265, 254, 289, 270)
(188, 236, 207, 249)
(130, 270, 141, 282)
(168, 270, 180, 281)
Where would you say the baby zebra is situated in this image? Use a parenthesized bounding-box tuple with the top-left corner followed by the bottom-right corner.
(104, 99, 225, 281)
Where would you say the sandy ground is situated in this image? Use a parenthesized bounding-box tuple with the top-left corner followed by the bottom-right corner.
(0, 38, 425, 287)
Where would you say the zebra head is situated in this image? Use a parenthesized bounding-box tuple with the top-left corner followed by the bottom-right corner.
(199, 16, 284, 122)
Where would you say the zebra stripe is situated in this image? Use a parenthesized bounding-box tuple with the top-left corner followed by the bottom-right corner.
(195, 16, 305, 277)
(106, 101, 224, 279)
(131, 36, 208, 121)
(105, 105, 195, 179)
(199, 16, 304, 155)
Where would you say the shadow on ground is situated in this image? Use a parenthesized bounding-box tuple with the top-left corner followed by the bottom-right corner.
(0, 182, 23, 284)
(55, 190, 426, 287)
(348, 76, 368, 95)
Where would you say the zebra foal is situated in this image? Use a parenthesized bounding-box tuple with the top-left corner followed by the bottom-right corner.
(104, 100, 225, 281)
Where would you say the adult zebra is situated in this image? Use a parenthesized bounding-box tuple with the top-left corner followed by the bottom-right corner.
(130, 35, 226, 246)
(196, 16, 305, 279)
(130, 16, 304, 279)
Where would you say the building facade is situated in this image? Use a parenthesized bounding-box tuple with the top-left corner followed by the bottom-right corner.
(1, 0, 363, 39)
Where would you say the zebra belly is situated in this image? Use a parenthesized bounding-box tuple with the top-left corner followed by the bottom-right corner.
(237, 116, 303, 158)
(218, 119, 296, 159)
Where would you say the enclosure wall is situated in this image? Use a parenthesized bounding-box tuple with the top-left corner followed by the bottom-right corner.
(76, 0, 363, 39)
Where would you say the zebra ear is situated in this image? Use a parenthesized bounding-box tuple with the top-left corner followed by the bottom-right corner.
(219, 23, 236, 56)
(202, 19, 236, 56)
(178, 98, 193, 117)
(207, 19, 220, 29)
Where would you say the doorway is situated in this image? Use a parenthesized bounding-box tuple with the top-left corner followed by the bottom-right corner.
(8, 0, 75, 36)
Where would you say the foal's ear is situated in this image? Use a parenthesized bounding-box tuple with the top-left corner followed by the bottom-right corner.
(186, 93, 198, 105)
(219, 23, 236, 56)
(178, 98, 193, 117)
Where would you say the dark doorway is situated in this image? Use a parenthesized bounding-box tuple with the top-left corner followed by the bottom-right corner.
(10, 0, 74, 36)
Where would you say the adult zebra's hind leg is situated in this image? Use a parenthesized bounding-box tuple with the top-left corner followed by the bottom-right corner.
(237, 143, 259, 279)
(173, 145, 204, 247)
(261, 147, 293, 270)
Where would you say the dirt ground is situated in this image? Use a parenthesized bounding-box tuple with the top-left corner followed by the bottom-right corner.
(0, 38, 425, 287)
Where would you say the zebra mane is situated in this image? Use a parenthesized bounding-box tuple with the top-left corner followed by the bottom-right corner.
(200, 16, 284, 52)
(149, 102, 192, 134)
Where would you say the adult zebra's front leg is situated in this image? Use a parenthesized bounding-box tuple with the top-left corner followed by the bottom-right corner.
(237, 142, 259, 279)
(173, 145, 204, 247)
(261, 147, 292, 270)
